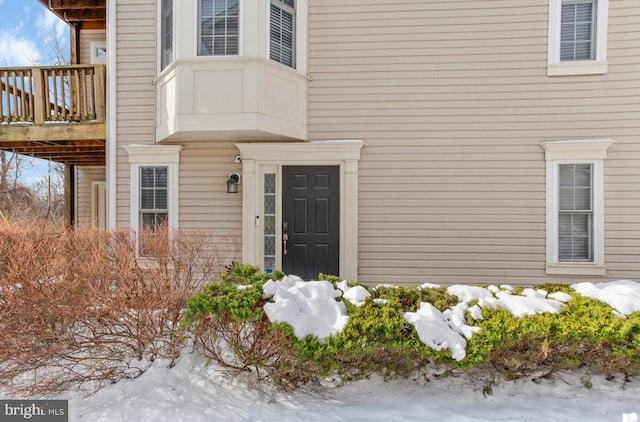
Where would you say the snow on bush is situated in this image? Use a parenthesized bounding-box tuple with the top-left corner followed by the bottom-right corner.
(572, 280, 640, 317)
(263, 276, 348, 343)
(260, 278, 640, 362)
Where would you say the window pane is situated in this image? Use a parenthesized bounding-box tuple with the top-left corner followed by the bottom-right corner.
(155, 189, 168, 209)
(574, 164, 592, 186)
(214, 17, 226, 35)
(576, 3, 593, 21)
(227, 37, 239, 55)
(561, 4, 575, 23)
(201, 38, 213, 55)
(571, 214, 590, 237)
(214, 0, 226, 15)
(141, 168, 155, 188)
(575, 42, 592, 60)
(142, 212, 156, 229)
(141, 189, 154, 209)
(214, 37, 226, 55)
(201, 0, 213, 17)
(155, 168, 168, 187)
(201, 18, 213, 36)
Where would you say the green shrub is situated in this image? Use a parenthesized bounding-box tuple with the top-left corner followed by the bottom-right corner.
(183, 270, 640, 390)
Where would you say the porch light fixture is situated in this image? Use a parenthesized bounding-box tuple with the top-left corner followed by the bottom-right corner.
(226, 173, 240, 193)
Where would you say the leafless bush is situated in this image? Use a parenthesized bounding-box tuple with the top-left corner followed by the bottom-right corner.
(0, 221, 232, 396)
(193, 313, 318, 390)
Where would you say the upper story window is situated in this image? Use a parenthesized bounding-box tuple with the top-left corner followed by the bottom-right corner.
(270, 0, 295, 68)
(160, 0, 173, 70)
(560, 1, 595, 61)
(547, 0, 608, 76)
(199, 0, 240, 56)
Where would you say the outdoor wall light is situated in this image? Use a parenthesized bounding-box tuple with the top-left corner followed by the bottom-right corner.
(226, 173, 240, 193)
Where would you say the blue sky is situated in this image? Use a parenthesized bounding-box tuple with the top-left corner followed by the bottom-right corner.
(0, 0, 70, 184)
(0, 0, 69, 66)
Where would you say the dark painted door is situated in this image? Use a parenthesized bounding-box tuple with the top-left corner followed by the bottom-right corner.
(282, 166, 339, 280)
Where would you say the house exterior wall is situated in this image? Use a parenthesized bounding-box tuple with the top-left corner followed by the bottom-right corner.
(114, 0, 157, 227)
(306, 0, 640, 285)
(109, 0, 640, 285)
(76, 166, 106, 226)
(79, 29, 106, 64)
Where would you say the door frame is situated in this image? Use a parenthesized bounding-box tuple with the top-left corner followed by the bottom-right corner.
(236, 140, 364, 281)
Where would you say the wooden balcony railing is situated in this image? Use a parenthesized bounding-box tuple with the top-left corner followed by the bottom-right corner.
(0, 64, 105, 125)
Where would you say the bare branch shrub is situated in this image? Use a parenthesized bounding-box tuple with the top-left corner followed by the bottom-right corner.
(0, 221, 231, 396)
(193, 313, 318, 390)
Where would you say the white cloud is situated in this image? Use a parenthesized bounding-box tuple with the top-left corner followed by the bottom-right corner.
(0, 32, 41, 66)
(37, 8, 67, 41)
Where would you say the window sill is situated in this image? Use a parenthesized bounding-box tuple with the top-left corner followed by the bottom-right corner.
(547, 61, 608, 76)
(546, 263, 606, 276)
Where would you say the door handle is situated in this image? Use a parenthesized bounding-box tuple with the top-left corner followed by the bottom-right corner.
(282, 233, 289, 255)
(282, 222, 289, 256)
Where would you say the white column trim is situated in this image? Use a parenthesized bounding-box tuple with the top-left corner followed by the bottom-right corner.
(106, 0, 117, 229)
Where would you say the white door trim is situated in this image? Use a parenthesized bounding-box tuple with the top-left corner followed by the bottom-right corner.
(236, 140, 364, 281)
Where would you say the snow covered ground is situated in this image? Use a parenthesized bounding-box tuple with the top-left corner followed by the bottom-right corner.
(33, 279, 640, 420)
(67, 351, 639, 422)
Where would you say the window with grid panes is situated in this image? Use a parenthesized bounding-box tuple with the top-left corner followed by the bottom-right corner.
(199, 0, 239, 56)
(140, 166, 169, 231)
(560, 1, 596, 61)
(558, 163, 593, 261)
(270, 0, 295, 68)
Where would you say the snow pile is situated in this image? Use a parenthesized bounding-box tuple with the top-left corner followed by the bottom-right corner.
(262, 275, 348, 343)
(337, 279, 371, 307)
(404, 302, 468, 361)
(572, 280, 640, 316)
(404, 284, 569, 360)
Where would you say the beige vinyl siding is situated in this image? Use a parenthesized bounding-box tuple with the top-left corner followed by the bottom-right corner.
(76, 167, 106, 227)
(79, 29, 106, 64)
(115, 0, 157, 227)
(308, 0, 640, 285)
(178, 142, 242, 260)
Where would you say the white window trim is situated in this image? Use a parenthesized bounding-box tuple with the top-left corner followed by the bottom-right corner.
(547, 0, 609, 76)
(541, 139, 614, 275)
(236, 140, 364, 281)
(124, 144, 182, 236)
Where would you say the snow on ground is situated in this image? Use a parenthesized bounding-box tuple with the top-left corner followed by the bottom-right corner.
(21, 279, 640, 420)
(66, 351, 639, 422)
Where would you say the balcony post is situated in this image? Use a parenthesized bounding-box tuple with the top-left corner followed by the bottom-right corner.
(94, 65, 106, 124)
(32, 68, 45, 125)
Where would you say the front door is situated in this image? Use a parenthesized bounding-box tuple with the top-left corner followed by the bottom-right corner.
(282, 166, 340, 280)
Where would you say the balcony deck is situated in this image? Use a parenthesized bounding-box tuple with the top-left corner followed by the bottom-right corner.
(0, 64, 106, 166)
